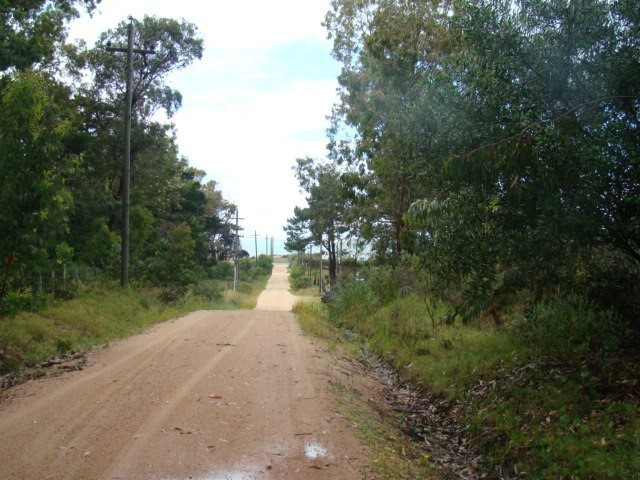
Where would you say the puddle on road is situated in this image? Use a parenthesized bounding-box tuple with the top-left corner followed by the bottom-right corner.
(192, 471, 258, 480)
(304, 442, 328, 460)
(179, 443, 329, 479)
(201, 473, 255, 480)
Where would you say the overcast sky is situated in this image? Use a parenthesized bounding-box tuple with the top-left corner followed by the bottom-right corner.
(68, 0, 341, 254)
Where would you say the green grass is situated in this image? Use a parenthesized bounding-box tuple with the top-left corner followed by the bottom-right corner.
(0, 276, 268, 375)
(298, 287, 640, 479)
(468, 364, 640, 478)
(294, 299, 440, 479)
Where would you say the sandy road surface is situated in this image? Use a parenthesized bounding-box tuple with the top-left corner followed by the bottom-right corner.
(0, 264, 371, 479)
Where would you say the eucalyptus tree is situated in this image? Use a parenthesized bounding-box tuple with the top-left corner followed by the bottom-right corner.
(73, 15, 203, 199)
(433, 0, 640, 299)
(291, 157, 354, 282)
(325, 0, 460, 257)
(326, 0, 640, 317)
(201, 180, 238, 261)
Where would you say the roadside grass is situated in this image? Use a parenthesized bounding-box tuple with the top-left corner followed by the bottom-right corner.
(0, 276, 268, 376)
(292, 286, 321, 297)
(294, 300, 441, 479)
(297, 289, 640, 479)
(292, 301, 353, 356)
(331, 376, 439, 480)
(331, 293, 520, 398)
(471, 367, 640, 479)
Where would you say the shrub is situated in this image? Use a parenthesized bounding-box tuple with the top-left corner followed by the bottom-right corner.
(1, 287, 48, 317)
(519, 294, 625, 364)
(158, 284, 187, 304)
(291, 274, 313, 290)
(212, 261, 234, 281)
(235, 281, 252, 294)
(190, 280, 224, 300)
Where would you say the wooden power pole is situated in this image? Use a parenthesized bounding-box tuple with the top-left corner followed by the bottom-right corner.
(106, 20, 154, 288)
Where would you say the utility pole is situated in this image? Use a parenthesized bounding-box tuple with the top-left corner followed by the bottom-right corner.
(106, 20, 154, 288)
(232, 209, 244, 292)
(253, 231, 259, 265)
(338, 236, 342, 277)
(319, 241, 323, 293)
(265, 235, 268, 257)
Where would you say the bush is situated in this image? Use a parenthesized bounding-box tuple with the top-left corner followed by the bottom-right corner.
(1, 287, 48, 317)
(519, 294, 625, 364)
(291, 274, 313, 290)
(158, 284, 187, 304)
(190, 280, 224, 300)
(237, 256, 273, 282)
(212, 261, 234, 281)
(235, 281, 252, 294)
(328, 275, 379, 328)
(256, 255, 273, 274)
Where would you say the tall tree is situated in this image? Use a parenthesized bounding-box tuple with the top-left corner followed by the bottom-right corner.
(326, 0, 640, 315)
(284, 206, 311, 255)
(326, 0, 457, 257)
(292, 157, 352, 282)
(66, 15, 205, 281)
(0, 71, 79, 304)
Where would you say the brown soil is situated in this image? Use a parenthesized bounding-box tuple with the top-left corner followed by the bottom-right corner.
(0, 263, 373, 479)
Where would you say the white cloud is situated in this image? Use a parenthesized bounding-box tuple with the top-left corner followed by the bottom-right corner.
(68, 0, 341, 253)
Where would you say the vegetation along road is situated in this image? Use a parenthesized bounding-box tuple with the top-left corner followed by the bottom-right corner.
(0, 264, 372, 479)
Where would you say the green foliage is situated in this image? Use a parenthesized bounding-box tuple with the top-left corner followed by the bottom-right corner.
(0, 273, 269, 375)
(283, 206, 311, 253)
(319, 270, 640, 477)
(0, 6, 238, 316)
(297, 1, 640, 476)
(189, 280, 224, 301)
(83, 15, 203, 122)
(288, 260, 313, 291)
(322, 0, 640, 328)
(518, 295, 625, 365)
(0, 0, 98, 72)
(235, 256, 273, 283)
(146, 222, 200, 287)
(1, 288, 48, 318)
(211, 261, 234, 281)
(233, 281, 253, 295)
(288, 157, 354, 281)
(290, 274, 313, 291)
(0, 70, 79, 307)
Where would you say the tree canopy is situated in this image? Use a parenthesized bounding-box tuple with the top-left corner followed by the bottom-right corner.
(0, 3, 237, 313)
(285, 0, 639, 323)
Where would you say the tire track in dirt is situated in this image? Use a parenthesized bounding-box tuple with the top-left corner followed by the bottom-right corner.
(101, 313, 257, 479)
(0, 264, 373, 479)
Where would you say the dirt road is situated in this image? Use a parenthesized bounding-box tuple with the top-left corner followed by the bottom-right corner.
(0, 264, 372, 479)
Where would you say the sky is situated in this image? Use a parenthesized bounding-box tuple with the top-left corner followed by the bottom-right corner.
(67, 0, 341, 255)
